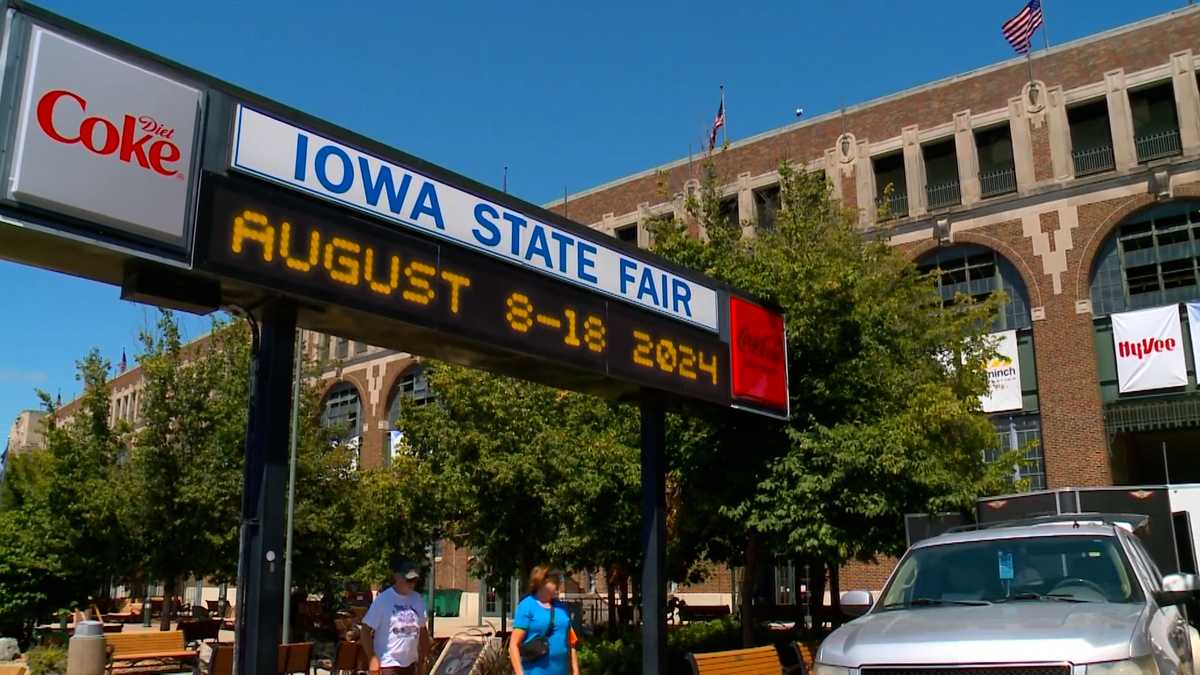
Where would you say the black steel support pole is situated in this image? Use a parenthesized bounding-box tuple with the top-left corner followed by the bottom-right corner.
(640, 396, 667, 675)
(234, 302, 297, 675)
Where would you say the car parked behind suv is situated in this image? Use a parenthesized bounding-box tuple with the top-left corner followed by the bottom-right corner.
(816, 514, 1198, 675)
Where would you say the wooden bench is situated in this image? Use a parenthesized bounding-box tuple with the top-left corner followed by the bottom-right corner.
(688, 646, 802, 675)
(0, 664, 28, 675)
(105, 630, 197, 675)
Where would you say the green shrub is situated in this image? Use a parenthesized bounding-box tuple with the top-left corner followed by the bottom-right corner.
(25, 645, 67, 675)
(577, 619, 778, 674)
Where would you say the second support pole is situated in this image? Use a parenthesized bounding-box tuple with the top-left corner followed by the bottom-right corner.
(640, 396, 667, 675)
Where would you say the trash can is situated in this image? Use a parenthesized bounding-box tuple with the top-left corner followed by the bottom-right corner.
(67, 621, 106, 675)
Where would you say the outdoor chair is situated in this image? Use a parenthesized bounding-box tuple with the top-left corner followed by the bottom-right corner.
(277, 642, 314, 675)
(180, 619, 221, 648)
(316, 641, 362, 675)
(204, 642, 234, 675)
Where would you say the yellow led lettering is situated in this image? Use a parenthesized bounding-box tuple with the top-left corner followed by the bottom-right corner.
(323, 238, 361, 285)
(678, 345, 698, 380)
(632, 330, 654, 367)
(231, 210, 274, 261)
(440, 271, 471, 314)
(506, 292, 534, 332)
(280, 222, 320, 272)
(584, 316, 606, 353)
(562, 309, 581, 347)
(363, 248, 400, 295)
(402, 261, 436, 304)
(698, 351, 718, 385)
(655, 339, 677, 373)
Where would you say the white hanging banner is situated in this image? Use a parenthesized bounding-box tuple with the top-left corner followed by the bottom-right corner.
(982, 330, 1023, 413)
(1112, 305, 1187, 393)
(1186, 302, 1200, 378)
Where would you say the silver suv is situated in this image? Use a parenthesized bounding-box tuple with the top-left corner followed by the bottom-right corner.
(816, 515, 1198, 675)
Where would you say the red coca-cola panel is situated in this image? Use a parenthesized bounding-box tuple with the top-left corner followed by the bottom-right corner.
(728, 296, 788, 414)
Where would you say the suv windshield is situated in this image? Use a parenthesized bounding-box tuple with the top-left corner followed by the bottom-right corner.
(879, 535, 1142, 608)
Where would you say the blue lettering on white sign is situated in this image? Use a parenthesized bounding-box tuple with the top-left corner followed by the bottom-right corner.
(230, 106, 718, 330)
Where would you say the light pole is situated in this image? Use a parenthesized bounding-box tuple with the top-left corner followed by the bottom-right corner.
(281, 331, 303, 642)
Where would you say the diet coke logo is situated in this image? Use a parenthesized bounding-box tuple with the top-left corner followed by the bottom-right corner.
(1117, 336, 1177, 360)
(36, 89, 183, 178)
(736, 325, 785, 366)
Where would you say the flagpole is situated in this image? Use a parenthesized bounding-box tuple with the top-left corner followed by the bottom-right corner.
(720, 84, 727, 148)
(1040, 0, 1050, 50)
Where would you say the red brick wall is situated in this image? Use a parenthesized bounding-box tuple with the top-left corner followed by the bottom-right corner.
(1031, 119, 1054, 183)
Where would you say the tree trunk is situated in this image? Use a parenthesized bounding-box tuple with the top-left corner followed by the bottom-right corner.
(828, 562, 842, 630)
(619, 574, 631, 628)
(159, 577, 175, 631)
(740, 534, 759, 648)
(605, 566, 618, 640)
(806, 560, 827, 636)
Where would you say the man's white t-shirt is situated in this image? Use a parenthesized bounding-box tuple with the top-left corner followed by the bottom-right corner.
(363, 586, 427, 668)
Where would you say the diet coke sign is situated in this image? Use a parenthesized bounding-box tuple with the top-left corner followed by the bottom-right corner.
(1111, 304, 1187, 394)
(7, 26, 202, 246)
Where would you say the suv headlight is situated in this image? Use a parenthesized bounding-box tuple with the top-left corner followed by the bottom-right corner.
(1086, 655, 1159, 675)
(813, 664, 851, 675)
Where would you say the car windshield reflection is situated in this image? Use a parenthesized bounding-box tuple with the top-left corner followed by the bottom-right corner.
(879, 535, 1142, 609)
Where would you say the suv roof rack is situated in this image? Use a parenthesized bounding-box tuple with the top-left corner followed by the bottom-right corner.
(945, 512, 1150, 534)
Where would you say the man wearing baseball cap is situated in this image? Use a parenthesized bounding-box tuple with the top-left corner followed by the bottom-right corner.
(361, 559, 431, 675)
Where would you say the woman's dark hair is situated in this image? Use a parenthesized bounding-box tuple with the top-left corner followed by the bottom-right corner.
(527, 566, 563, 595)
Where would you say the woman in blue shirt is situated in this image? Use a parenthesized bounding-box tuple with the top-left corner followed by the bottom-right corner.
(508, 566, 579, 675)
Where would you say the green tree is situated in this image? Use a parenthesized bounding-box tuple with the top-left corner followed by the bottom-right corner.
(648, 161, 1019, 643)
(127, 312, 251, 628)
(395, 362, 644, 621)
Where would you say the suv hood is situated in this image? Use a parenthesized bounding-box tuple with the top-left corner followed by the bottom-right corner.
(819, 603, 1145, 667)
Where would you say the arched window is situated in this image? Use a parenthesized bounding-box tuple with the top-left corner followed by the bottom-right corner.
(918, 244, 1044, 491)
(322, 381, 361, 440)
(388, 367, 431, 428)
(1089, 201, 1200, 317)
(917, 244, 1031, 331)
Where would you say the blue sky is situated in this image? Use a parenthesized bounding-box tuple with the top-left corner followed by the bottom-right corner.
(0, 0, 1185, 416)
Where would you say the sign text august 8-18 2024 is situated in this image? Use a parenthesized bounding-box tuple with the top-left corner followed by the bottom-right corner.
(199, 175, 732, 406)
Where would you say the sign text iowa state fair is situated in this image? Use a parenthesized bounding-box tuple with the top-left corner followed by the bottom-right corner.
(229, 107, 718, 331)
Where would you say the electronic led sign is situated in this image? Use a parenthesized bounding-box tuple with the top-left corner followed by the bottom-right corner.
(198, 175, 736, 407)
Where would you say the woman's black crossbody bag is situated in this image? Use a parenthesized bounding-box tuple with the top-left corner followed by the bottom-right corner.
(518, 600, 556, 662)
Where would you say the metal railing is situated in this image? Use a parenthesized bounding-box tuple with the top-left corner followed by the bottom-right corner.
(876, 191, 909, 220)
(979, 165, 1017, 198)
(925, 179, 962, 210)
(1072, 144, 1115, 177)
(1135, 128, 1182, 163)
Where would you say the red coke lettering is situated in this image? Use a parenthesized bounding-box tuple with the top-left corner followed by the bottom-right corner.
(35, 89, 182, 178)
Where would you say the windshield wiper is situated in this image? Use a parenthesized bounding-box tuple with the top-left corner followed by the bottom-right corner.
(1005, 592, 1092, 603)
(881, 597, 991, 610)
(1045, 593, 1092, 603)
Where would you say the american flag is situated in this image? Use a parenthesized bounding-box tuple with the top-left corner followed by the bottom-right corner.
(708, 95, 725, 151)
(1002, 0, 1044, 55)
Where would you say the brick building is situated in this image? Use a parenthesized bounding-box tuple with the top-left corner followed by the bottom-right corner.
(23, 3, 1200, 621)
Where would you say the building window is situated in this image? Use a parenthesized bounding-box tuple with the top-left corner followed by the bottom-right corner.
(1129, 82, 1182, 163)
(614, 223, 638, 244)
(922, 138, 961, 210)
(335, 338, 349, 360)
(1089, 201, 1200, 317)
(719, 196, 739, 227)
(753, 185, 781, 231)
(322, 381, 361, 440)
(387, 367, 432, 428)
(975, 123, 1017, 198)
(917, 245, 1032, 332)
(353, 341, 368, 355)
(318, 334, 330, 360)
(1068, 99, 1115, 177)
(873, 151, 907, 219)
(989, 414, 1046, 491)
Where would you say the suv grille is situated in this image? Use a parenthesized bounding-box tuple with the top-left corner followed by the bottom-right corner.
(863, 668, 1070, 675)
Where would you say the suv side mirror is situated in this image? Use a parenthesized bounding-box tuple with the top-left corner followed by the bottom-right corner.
(1155, 573, 1200, 606)
(841, 590, 874, 618)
